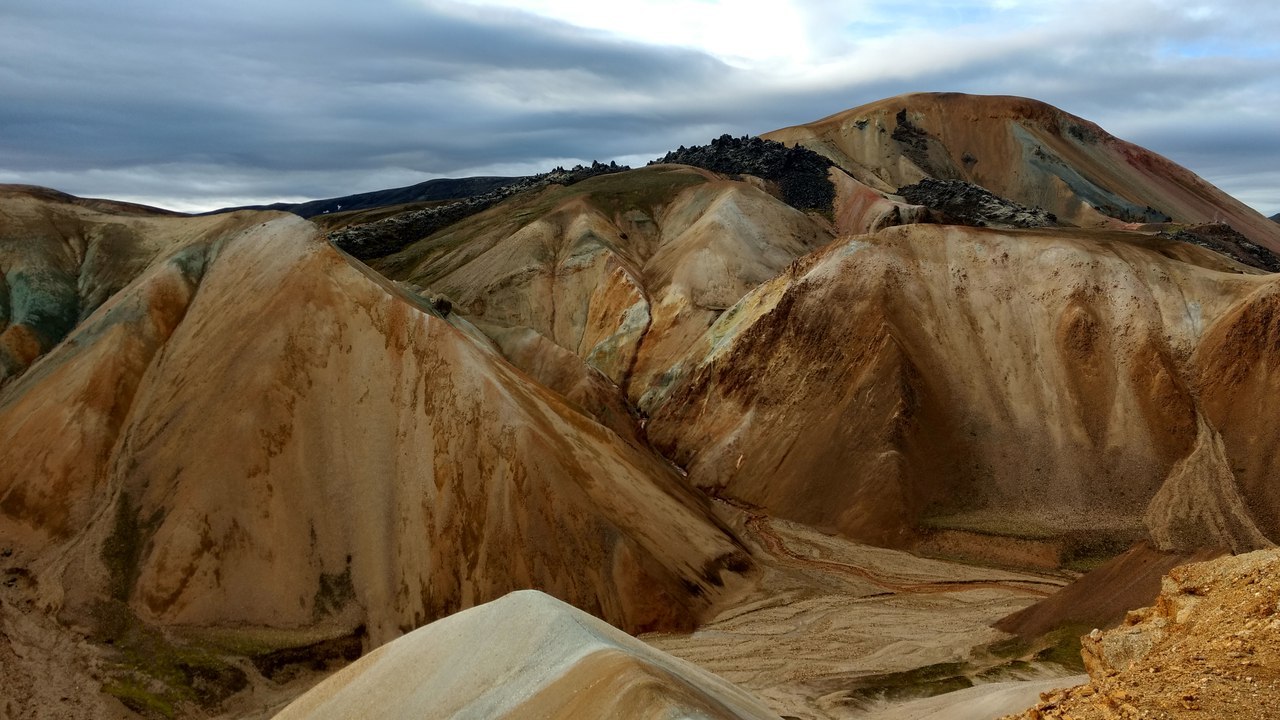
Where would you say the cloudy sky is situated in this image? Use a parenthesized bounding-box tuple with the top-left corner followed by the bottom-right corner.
(1, 0, 1277, 214)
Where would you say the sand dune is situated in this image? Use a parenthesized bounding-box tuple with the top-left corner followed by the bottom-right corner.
(274, 590, 781, 720)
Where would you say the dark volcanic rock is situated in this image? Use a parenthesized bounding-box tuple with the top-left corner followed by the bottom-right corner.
(1159, 223, 1280, 273)
(652, 135, 834, 212)
(898, 178, 1057, 229)
(214, 177, 521, 218)
(329, 162, 629, 260)
(891, 108, 934, 175)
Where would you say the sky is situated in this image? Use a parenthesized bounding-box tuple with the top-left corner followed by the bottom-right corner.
(0, 0, 1277, 215)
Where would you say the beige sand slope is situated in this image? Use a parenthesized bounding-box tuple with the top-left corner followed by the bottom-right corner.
(645, 223, 1277, 555)
(646, 505, 1076, 719)
(0, 191, 753, 658)
(766, 93, 1280, 251)
(275, 590, 781, 720)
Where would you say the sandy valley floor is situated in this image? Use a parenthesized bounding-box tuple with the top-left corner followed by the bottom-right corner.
(646, 501, 1082, 719)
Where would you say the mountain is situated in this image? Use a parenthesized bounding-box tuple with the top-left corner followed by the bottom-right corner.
(642, 220, 1279, 558)
(344, 103, 1280, 564)
(275, 590, 780, 720)
(4, 92, 1280, 719)
(766, 93, 1280, 252)
(0, 183, 752, 716)
(367, 165, 832, 413)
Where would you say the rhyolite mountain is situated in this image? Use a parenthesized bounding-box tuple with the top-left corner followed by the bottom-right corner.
(3, 92, 1279, 720)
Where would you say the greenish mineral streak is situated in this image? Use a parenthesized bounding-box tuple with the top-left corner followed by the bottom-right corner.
(5, 265, 79, 348)
(101, 492, 152, 603)
(312, 565, 356, 621)
(1011, 123, 1162, 223)
(0, 270, 10, 329)
(168, 241, 212, 283)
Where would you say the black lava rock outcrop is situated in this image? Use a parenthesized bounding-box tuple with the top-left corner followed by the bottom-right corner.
(652, 135, 834, 212)
(1159, 223, 1280, 273)
(329, 162, 628, 260)
(898, 178, 1057, 229)
(220, 177, 522, 219)
(891, 109, 935, 175)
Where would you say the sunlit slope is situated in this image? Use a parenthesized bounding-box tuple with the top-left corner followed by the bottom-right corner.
(275, 590, 781, 720)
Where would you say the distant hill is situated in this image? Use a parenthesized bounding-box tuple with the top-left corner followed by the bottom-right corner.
(216, 175, 521, 218)
(1271, 212, 1279, 223)
(766, 92, 1280, 253)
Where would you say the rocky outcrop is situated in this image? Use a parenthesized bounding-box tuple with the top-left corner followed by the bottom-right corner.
(1005, 549, 1280, 719)
(1158, 222, 1280, 272)
(898, 177, 1058, 229)
(652, 134, 834, 212)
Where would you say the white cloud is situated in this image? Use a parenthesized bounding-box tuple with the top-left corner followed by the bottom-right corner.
(435, 0, 811, 67)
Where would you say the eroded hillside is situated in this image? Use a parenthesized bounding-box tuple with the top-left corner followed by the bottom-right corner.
(3, 92, 1280, 719)
(0, 185, 753, 718)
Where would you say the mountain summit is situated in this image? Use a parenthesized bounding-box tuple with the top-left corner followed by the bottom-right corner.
(767, 93, 1280, 251)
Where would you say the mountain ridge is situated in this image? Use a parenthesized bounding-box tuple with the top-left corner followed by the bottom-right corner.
(3, 91, 1280, 719)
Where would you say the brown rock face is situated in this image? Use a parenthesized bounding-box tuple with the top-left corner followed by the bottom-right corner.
(1144, 418, 1273, 554)
(358, 151, 1280, 562)
(646, 223, 1278, 552)
(766, 93, 1280, 252)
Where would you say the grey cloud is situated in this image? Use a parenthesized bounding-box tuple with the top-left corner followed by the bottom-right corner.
(0, 0, 730, 177)
(1, 0, 1276, 213)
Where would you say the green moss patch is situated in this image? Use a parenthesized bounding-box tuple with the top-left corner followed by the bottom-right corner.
(94, 603, 249, 716)
(838, 661, 974, 707)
